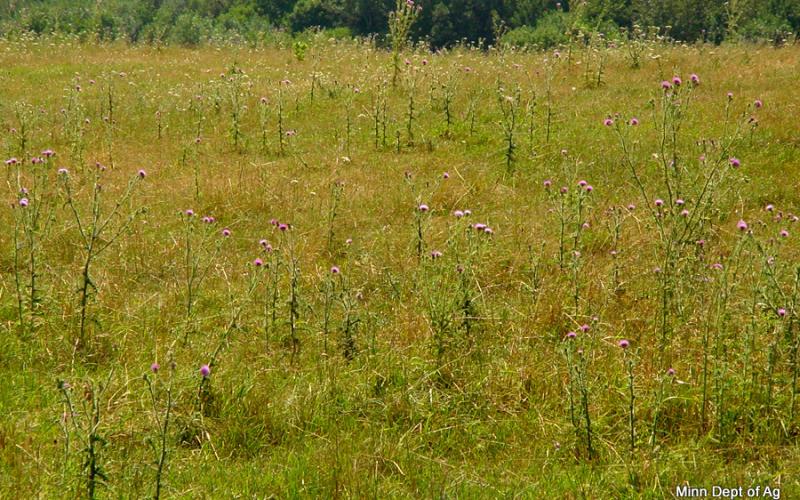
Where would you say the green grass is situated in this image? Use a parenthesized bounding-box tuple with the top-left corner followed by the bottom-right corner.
(1, 36, 800, 497)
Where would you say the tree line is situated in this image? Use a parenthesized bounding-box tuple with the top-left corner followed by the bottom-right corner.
(1, 0, 798, 48)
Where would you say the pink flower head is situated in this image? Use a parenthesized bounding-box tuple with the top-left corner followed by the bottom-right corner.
(259, 239, 269, 248)
(675, 199, 685, 206)
(672, 76, 682, 86)
(566, 331, 577, 340)
(729, 157, 740, 168)
(430, 250, 442, 259)
(42, 149, 55, 158)
(418, 204, 429, 212)
(254, 258, 263, 267)
(690, 74, 700, 85)
(681, 209, 689, 217)
(5, 158, 18, 165)
(627, 204, 636, 211)
(737, 220, 748, 232)
(463, 209, 472, 216)
(278, 223, 289, 231)
(345, 238, 353, 245)
(484, 227, 494, 234)
(655, 199, 664, 207)
(585, 185, 593, 193)
(185, 209, 194, 217)
(560, 186, 568, 194)
(442, 172, 450, 179)
(629, 117, 639, 126)
(138, 169, 146, 178)
(454, 210, 464, 218)
(603, 118, 613, 126)
(543, 179, 552, 188)
(330, 266, 340, 274)
(19, 198, 29, 207)
(661, 80, 672, 90)
(222, 228, 232, 237)
(667, 367, 676, 376)
(766, 204, 774, 212)
(474, 223, 486, 231)
(754, 99, 763, 109)
(580, 324, 590, 332)
(727, 92, 734, 100)
(780, 229, 789, 238)
(618, 339, 630, 349)
(578, 180, 587, 187)
(58, 168, 69, 175)
(151, 363, 160, 373)
(200, 364, 210, 377)
(778, 308, 787, 318)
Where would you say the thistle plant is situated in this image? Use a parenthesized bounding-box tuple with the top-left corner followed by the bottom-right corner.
(497, 84, 521, 174)
(144, 359, 174, 500)
(388, 0, 421, 87)
(61, 167, 145, 348)
(57, 371, 114, 499)
(181, 211, 227, 335)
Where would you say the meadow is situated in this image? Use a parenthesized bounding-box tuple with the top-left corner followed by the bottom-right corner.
(1, 34, 800, 497)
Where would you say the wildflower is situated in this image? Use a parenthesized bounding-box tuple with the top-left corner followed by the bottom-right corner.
(442, 172, 450, 179)
(603, 118, 613, 126)
(138, 169, 146, 178)
(345, 238, 353, 245)
(667, 368, 676, 376)
(681, 209, 689, 217)
(711, 262, 723, 270)
(474, 223, 486, 231)
(254, 258, 263, 267)
(618, 339, 630, 349)
(661, 80, 672, 90)
(729, 157, 740, 168)
(19, 198, 28, 207)
(5, 158, 18, 165)
(330, 266, 340, 274)
(454, 210, 464, 218)
(430, 250, 442, 259)
(690, 74, 700, 85)
(185, 209, 194, 217)
(566, 331, 577, 340)
(737, 219, 748, 232)
(463, 209, 472, 216)
(627, 204, 636, 211)
(58, 168, 69, 175)
(778, 308, 787, 318)
(560, 186, 568, 194)
(578, 180, 587, 187)
(151, 363, 160, 374)
(676, 199, 685, 206)
(259, 239, 269, 248)
(200, 364, 210, 377)
(580, 324, 590, 332)
(754, 99, 763, 109)
(727, 92, 733, 100)
(672, 76, 682, 86)
(484, 227, 494, 234)
(418, 204, 429, 212)
(655, 199, 664, 207)
(766, 204, 774, 212)
(543, 179, 552, 188)
(629, 117, 639, 126)
(582, 222, 590, 230)
(585, 185, 593, 193)
(222, 228, 232, 237)
(278, 223, 289, 231)
(780, 229, 789, 238)
(42, 149, 55, 157)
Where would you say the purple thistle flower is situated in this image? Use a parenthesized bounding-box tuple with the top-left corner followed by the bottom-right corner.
(254, 258, 263, 267)
(454, 210, 464, 218)
(690, 74, 700, 85)
(19, 198, 28, 207)
(754, 99, 763, 109)
(778, 308, 787, 318)
(566, 331, 577, 339)
(543, 179, 552, 188)
(672, 76, 682, 86)
(200, 364, 210, 377)
(667, 368, 676, 376)
(330, 266, 340, 274)
(578, 180, 587, 187)
(627, 204, 636, 211)
(729, 157, 741, 168)
(675, 199, 685, 206)
(585, 185, 593, 192)
(655, 199, 664, 207)
(629, 117, 639, 126)
(727, 91, 734, 100)
(681, 209, 689, 217)
(580, 324, 590, 332)
(780, 229, 789, 238)
(5, 157, 18, 165)
(151, 363, 160, 374)
(603, 118, 613, 126)
(259, 239, 269, 248)
(430, 250, 443, 259)
(484, 227, 494, 234)
(185, 209, 194, 217)
(766, 204, 774, 212)
(560, 186, 568, 194)
(463, 209, 472, 216)
(345, 238, 353, 245)
(42, 149, 55, 158)
(278, 223, 289, 231)
(618, 339, 630, 349)
(222, 228, 232, 237)
(661, 80, 672, 90)
(418, 204, 429, 212)
(443, 172, 450, 179)
(737, 220, 748, 232)
(474, 223, 486, 231)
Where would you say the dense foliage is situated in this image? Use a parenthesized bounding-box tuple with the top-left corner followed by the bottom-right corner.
(1, 0, 798, 47)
